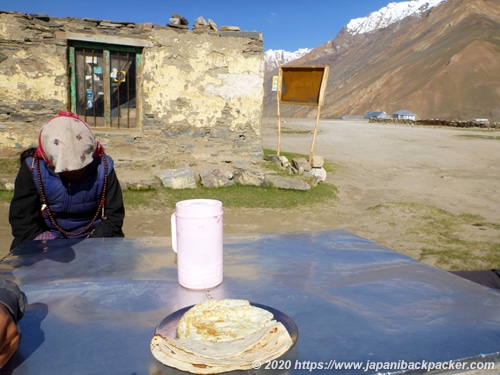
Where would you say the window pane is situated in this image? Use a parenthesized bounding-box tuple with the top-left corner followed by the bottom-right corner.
(73, 47, 137, 128)
(110, 51, 136, 128)
(75, 48, 105, 126)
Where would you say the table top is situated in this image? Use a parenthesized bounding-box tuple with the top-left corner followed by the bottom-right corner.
(0, 230, 499, 375)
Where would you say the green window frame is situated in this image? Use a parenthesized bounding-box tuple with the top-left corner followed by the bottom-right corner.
(69, 41, 142, 129)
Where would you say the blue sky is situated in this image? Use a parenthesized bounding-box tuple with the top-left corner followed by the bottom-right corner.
(2, 0, 391, 51)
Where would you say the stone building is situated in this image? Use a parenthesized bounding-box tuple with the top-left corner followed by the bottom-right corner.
(0, 11, 265, 180)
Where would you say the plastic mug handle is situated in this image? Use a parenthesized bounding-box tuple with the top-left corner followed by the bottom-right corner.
(171, 212, 177, 253)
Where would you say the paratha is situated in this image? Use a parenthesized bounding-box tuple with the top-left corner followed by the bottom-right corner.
(176, 299, 275, 342)
(150, 299, 294, 374)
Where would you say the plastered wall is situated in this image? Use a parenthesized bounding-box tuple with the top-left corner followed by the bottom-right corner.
(0, 11, 265, 165)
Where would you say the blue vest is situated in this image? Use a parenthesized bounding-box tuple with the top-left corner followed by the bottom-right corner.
(26, 155, 113, 238)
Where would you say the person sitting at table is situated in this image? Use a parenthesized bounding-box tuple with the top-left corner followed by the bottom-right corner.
(9, 111, 125, 250)
(0, 279, 25, 368)
(451, 269, 500, 290)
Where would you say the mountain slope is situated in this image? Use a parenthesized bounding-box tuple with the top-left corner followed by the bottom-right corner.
(263, 0, 500, 121)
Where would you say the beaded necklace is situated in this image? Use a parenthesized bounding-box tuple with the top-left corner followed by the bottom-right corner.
(35, 155, 108, 237)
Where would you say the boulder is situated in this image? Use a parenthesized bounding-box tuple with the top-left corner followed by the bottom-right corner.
(266, 175, 311, 191)
(156, 168, 197, 189)
(199, 169, 234, 188)
(305, 167, 327, 182)
(233, 169, 267, 187)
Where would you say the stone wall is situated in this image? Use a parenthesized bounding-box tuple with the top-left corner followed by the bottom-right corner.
(0, 11, 265, 172)
(369, 117, 500, 129)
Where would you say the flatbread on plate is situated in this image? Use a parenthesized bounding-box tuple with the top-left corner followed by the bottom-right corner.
(150, 299, 294, 374)
(177, 299, 275, 342)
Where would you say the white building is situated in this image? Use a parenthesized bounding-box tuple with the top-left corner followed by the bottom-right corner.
(392, 110, 416, 121)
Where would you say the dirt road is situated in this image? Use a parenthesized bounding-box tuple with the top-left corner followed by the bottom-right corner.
(265, 118, 499, 223)
(2, 119, 499, 269)
(257, 119, 500, 268)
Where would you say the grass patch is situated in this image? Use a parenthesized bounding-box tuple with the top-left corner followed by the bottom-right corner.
(369, 202, 500, 271)
(458, 134, 500, 140)
(124, 180, 337, 210)
(420, 242, 500, 271)
(0, 191, 13, 204)
(124, 148, 338, 210)
(0, 157, 19, 175)
(281, 129, 313, 135)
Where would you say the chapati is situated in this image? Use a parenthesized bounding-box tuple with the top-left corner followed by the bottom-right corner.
(151, 322, 292, 374)
(177, 299, 275, 342)
(150, 299, 294, 374)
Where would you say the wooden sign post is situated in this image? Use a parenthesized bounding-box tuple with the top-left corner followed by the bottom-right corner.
(276, 65, 329, 163)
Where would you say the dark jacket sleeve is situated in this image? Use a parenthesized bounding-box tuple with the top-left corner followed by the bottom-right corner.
(9, 162, 48, 250)
(0, 279, 25, 323)
(90, 169, 125, 238)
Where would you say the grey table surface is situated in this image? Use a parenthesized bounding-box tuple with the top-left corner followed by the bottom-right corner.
(0, 230, 499, 375)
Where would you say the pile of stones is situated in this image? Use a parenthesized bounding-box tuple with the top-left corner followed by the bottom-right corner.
(153, 155, 327, 191)
(168, 13, 240, 34)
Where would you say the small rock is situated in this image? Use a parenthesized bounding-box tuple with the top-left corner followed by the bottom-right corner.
(311, 155, 324, 168)
(292, 157, 311, 173)
(0, 179, 14, 191)
(287, 165, 298, 175)
(265, 154, 280, 162)
(168, 13, 189, 29)
(265, 154, 290, 170)
(193, 16, 207, 27)
(220, 26, 240, 32)
(208, 19, 218, 31)
(171, 13, 189, 25)
(122, 179, 161, 190)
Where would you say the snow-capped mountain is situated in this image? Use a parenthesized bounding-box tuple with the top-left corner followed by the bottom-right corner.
(264, 48, 311, 71)
(347, 0, 447, 35)
(264, 0, 448, 71)
(264, 0, 500, 121)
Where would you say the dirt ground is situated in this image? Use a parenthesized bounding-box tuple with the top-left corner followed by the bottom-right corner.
(1, 120, 497, 370)
(1, 119, 499, 270)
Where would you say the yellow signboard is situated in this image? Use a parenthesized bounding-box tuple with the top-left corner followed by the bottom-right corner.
(275, 65, 330, 163)
(278, 66, 329, 106)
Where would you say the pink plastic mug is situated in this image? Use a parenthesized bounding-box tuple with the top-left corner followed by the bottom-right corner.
(171, 199, 223, 289)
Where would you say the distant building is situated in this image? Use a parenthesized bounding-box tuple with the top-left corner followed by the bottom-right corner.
(393, 110, 416, 121)
(364, 111, 389, 119)
(473, 118, 489, 126)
